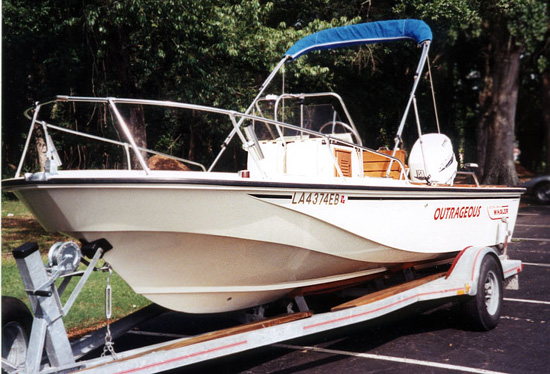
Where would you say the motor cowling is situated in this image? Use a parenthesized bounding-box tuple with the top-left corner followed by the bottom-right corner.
(409, 133, 457, 185)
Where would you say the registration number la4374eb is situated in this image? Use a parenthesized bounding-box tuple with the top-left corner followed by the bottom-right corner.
(291, 192, 347, 205)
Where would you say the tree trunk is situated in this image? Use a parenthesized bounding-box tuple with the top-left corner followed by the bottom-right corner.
(105, 22, 147, 169)
(36, 136, 47, 172)
(477, 22, 520, 186)
(126, 104, 148, 169)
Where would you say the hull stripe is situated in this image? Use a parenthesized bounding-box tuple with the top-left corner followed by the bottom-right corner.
(3, 177, 524, 196)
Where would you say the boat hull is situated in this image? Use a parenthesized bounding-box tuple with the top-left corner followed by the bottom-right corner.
(4, 171, 522, 313)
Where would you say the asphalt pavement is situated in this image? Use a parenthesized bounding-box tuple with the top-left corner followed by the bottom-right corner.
(109, 200, 550, 374)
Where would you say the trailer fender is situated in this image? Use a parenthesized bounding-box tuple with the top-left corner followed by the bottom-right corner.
(445, 246, 502, 297)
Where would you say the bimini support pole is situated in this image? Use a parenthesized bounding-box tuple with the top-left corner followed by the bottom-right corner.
(108, 98, 151, 175)
(387, 41, 431, 177)
(208, 56, 290, 172)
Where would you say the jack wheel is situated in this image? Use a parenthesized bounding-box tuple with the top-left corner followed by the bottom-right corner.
(2, 297, 32, 373)
(462, 255, 503, 331)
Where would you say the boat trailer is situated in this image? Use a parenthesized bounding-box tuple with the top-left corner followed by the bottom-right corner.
(2, 240, 522, 374)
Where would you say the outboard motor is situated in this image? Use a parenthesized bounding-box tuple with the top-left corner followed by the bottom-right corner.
(409, 133, 457, 185)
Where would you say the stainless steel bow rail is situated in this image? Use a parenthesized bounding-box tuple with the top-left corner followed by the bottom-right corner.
(2, 241, 521, 374)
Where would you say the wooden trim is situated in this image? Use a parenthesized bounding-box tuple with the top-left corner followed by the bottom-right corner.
(363, 149, 406, 180)
(82, 311, 313, 370)
(156, 311, 313, 351)
(335, 149, 352, 177)
(331, 272, 446, 312)
(289, 271, 388, 297)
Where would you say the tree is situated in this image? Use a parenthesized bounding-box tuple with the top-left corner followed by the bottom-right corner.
(395, 0, 549, 185)
(2, 0, 361, 173)
(2, 0, 92, 174)
(533, 32, 550, 173)
(476, 1, 548, 185)
(515, 27, 550, 175)
(3, 0, 549, 181)
(476, 7, 523, 186)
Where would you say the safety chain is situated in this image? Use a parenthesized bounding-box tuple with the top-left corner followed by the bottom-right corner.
(101, 265, 118, 359)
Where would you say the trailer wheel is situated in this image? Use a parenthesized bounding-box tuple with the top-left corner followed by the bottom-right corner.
(462, 255, 503, 331)
(2, 297, 32, 372)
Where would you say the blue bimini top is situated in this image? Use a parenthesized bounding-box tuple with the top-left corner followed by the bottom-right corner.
(284, 19, 432, 60)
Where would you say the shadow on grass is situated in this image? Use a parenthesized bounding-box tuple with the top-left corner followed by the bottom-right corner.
(2, 215, 67, 254)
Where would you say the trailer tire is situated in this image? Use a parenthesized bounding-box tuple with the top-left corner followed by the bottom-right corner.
(462, 255, 503, 331)
(2, 296, 32, 372)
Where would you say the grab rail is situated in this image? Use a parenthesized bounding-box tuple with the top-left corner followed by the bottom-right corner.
(18, 96, 408, 182)
(40, 122, 207, 172)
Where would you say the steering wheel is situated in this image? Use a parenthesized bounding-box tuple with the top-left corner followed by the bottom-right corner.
(319, 121, 362, 145)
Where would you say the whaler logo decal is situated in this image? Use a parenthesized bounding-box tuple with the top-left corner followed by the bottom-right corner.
(291, 192, 346, 205)
(487, 205, 509, 220)
(434, 206, 481, 220)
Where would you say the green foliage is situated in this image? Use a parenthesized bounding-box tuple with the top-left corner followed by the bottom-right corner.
(393, 0, 549, 172)
(76, 1, 363, 168)
(394, 0, 548, 47)
(2, 0, 549, 174)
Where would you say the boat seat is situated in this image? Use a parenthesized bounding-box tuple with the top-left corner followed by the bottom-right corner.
(148, 154, 191, 171)
(363, 149, 406, 179)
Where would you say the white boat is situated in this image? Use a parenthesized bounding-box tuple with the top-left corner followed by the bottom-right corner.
(3, 19, 523, 314)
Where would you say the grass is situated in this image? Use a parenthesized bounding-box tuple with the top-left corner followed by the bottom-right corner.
(1, 200, 68, 252)
(1, 199, 150, 337)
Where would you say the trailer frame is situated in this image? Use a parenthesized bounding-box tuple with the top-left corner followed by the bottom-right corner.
(2, 242, 522, 374)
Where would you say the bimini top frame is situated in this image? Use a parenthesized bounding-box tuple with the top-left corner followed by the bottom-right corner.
(212, 19, 433, 170)
(284, 19, 432, 60)
(282, 19, 433, 153)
